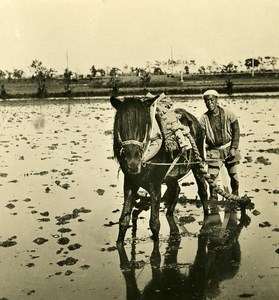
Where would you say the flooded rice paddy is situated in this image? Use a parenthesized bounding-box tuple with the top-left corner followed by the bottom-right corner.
(0, 96, 278, 299)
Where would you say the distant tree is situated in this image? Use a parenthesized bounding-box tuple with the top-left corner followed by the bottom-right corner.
(5, 70, 13, 80)
(154, 60, 162, 69)
(221, 62, 237, 73)
(13, 68, 24, 79)
(211, 60, 222, 73)
(29, 59, 56, 97)
(198, 66, 206, 74)
(90, 65, 97, 77)
(0, 84, 8, 99)
(29, 59, 56, 79)
(109, 67, 122, 77)
(109, 67, 117, 77)
(206, 65, 212, 73)
(153, 67, 164, 75)
(259, 56, 279, 71)
(0, 70, 6, 79)
(244, 58, 260, 70)
(97, 69, 106, 76)
(268, 56, 279, 70)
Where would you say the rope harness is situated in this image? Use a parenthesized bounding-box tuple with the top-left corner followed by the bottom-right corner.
(118, 125, 148, 154)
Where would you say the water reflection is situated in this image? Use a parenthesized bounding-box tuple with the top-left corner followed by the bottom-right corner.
(66, 103, 72, 115)
(33, 114, 45, 130)
(117, 210, 250, 300)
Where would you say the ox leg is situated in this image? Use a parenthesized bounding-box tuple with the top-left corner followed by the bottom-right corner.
(164, 177, 180, 216)
(117, 178, 136, 244)
(192, 166, 209, 216)
(149, 183, 161, 241)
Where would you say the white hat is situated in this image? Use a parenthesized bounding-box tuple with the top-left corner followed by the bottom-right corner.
(203, 89, 219, 97)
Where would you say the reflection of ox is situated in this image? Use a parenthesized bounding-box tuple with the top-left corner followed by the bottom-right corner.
(117, 210, 250, 300)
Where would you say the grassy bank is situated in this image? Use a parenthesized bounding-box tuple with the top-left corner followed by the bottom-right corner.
(1, 72, 279, 99)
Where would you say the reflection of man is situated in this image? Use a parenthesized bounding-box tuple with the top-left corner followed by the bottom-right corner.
(190, 211, 250, 299)
(199, 90, 241, 200)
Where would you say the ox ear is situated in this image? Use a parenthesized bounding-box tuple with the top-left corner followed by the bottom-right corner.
(110, 96, 122, 110)
(143, 95, 160, 108)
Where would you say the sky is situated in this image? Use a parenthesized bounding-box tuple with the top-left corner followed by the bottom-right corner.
(0, 0, 278, 74)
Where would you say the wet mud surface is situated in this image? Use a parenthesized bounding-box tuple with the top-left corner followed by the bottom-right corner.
(0, 97, 278, 299)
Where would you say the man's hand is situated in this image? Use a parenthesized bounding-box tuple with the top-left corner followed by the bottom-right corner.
(228, 147, 236, 159)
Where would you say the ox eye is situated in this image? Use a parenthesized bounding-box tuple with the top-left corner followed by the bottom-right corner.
(124, 149, 131, 159)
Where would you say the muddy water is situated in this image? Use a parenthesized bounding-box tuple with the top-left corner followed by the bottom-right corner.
(0, 96, 278, 299)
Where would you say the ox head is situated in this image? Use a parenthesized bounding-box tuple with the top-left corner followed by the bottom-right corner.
(111, 95, 158, 175)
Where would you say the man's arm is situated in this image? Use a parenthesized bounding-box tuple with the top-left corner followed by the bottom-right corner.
(231, 119, 240, 149)
(229, 119, 240, 158)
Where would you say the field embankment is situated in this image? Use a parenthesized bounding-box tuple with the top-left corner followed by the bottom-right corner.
(1, 72, 279, 99)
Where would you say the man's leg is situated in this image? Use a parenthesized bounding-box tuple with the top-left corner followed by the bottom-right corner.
(226, 162, 239, 196)
(208, 164, 220, 201)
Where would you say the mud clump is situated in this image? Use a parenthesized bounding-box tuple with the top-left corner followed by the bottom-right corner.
(100, 246, 117, 252)
(6, 203, 15, 209)
(45, 187, 51, 193)
(96, 189, 105, 195)
(259, 221, 271, 228)
(181, 182, 195, 187)
(243, 156, 253, 163)
(258, 148, 279, 155)
(104, 220, 118, 227)
(40, 211, 49, 216)
(26, 263, 35, 268)
(38, 218, 50, 222)
(61, 183, 70, 190)
(68, 243, 82, 251)
(255, 156, 271, 165)
(27, 290, 36, 296)
(238, 293, 255, 298)
(58, 228, 72, 233)
(65, 270, 73, 276)
(80, 265, 90, 270)
(33, 237, 48, 245)
(57, 257, 78, 266)
(57, 237, 70, 245)
(0, 236, 17, 247)
(56, 207, 92, 225)
(179, 215, 196, 224)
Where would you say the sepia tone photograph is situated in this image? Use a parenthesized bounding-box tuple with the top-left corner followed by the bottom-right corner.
(0, 0, 278, 299)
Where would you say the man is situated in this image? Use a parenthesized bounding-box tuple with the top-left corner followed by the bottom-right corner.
(199, 89, 241, 200)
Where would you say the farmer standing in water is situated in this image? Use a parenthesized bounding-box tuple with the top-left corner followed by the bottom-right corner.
(199, 89, 241, 201)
